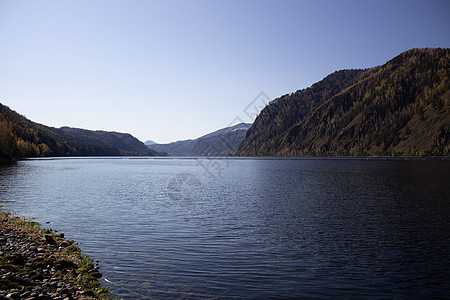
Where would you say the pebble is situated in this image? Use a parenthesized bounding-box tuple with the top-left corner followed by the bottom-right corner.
(59, 241, 71, 248)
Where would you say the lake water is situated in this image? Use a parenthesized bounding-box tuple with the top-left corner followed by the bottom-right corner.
(0, 157, 449, 299)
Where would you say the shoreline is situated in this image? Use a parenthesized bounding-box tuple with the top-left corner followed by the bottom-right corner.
(2, 155, 450, 162)
(0, 208, 112, 300)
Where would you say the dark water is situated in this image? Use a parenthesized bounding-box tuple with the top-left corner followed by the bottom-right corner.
(0, 158, 449, 299)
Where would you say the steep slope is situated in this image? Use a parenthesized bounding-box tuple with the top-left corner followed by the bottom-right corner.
(236, 48, 450, 156)
(148, 123, 251, 156)
(0, 104, 159, 159)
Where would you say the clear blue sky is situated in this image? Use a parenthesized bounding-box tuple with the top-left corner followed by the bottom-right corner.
(1, 0, 449, 143)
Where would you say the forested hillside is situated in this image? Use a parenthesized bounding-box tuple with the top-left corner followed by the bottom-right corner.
(236, 48, 449, 156)
(0, 104, 159, 159)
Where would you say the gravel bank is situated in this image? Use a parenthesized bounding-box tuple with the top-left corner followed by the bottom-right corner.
(0, 209, 111, 300)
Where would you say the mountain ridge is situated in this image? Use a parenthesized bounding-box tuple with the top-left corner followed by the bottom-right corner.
(236, 48, 449, 157)
(144, 140, 156, 145)
(0, 103, 160, 159)
(148, 123, 251, 156)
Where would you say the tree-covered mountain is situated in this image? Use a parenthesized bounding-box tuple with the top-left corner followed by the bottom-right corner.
(0, 103, 160, 159)
(236, 48, 449, 157)
(148, 123, 251, 156)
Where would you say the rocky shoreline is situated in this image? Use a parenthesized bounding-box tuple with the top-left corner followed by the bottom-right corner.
(0, 209, 111, 300)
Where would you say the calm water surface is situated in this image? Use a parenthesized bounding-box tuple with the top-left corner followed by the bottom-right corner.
(0, 158, 449, 299)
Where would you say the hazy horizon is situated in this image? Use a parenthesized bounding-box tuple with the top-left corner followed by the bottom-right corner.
(1, 0, 449, 143)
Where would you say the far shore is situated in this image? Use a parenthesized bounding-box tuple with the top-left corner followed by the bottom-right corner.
(1, 155, 448, 163)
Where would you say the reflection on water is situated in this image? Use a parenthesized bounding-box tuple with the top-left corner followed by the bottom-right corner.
(0, 158, 449, 299)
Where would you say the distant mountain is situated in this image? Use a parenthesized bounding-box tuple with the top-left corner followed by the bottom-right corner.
(236, 48, 450, 157)
(144, 140, 156, 145)
(148, 123, 252, 156)
(0, 103, 161, 159)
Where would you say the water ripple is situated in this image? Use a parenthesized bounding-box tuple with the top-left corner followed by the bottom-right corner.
(0, 158, 449, 299)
